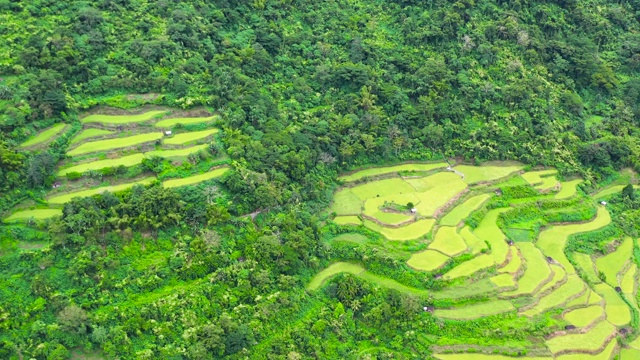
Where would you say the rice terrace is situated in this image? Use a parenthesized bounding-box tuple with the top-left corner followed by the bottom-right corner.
(310, 162, 640, 359)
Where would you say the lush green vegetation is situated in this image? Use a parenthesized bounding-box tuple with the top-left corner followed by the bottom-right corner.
(3, 0, 640, 357)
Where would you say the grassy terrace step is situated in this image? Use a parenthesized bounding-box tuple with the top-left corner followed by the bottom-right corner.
(434, 300, 514, 320)
(443, 254, 494, 280)
(365, 218, 435, 241)
(555, 339, 616, 360)
(591, 184, 640, 199)
(489, 273, 515, 288)
(595, 237, 632, 287)
(67, 132, 163, 156)
(460, 226, 487, 254)
(521, 275, 584, 316)
(81, 110, 167, 124)
(338, 162, 448, 182)
(555, 179, 583, 200)
(435, 354, 551, 360)
(331, 188, 362, 215)
(154, 115, 217, 127)
(333, 216, 361, 226)
(432, 278, 498, 300)
(593, 283, 631, 326)
(407, 249, 449, 271)
(48, 177, 156, 204)
(545, 320, 615, 355)
(498, 247, 522, 274)
(620, 263, 636, 294)
(162, 167, 229, 188)
(536, 206, 611, 275)
(440, 194, 491, 226)
(521, 169, 558, 190)
(19, 123, 66, 148)
(4, 209, 62, 222)
(69, 128, 115, 145)
(502, 243, 553, 297)
(563, 305, 604, 328)
(163, 129, 219, 145)
(453, 164, 523, 184)
(429, 226, 468, 256)
(536, 264, 566, 295)
(474, 208, 511, 264)
(573, 253, 601, 284)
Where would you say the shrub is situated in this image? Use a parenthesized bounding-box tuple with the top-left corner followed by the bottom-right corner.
(66, 171, 82, 181)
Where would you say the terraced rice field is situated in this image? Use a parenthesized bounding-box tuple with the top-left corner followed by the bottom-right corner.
(474, 208, 510, 264)
(440, 194, 491, 226)
(595, 237, 632, 286)
(331, 189, 362, 215)
(70, 128, 115, 145)
(503, 243, 552, 297)
(522, 275, 584, 316)
(4, 209, 62, 222)
(591, 184, 640, 199)
(545, 320, 615, 355)
(434, 300, 514, 320)
(363, 218, 435, 241)
(556, 339, 616, 360)
(498, 247, 522, 274)
(58, 154, 146, 175)
(573, 253, 600, 284)
(435, 355, 551, 360)
(407, 249, 450, 271)
(163, 129, 219, 145)
(19, 123, 66, 148)
(453, 164, 523, 184)
(522, 169, 558, 189)
(67, 133, 163, 156)
(489, 273, 515, 287)
(351, 178, 415, 200)
(154, 116, 217, 127)
(555, 179, 583, 199)
(460, 226, 487, 254)
(145, 144, 209, 158)
(163, 167, 229, 188)
(81, 110, 167, 124)
(48, 177, 156, 204)
(620, 264, 636, 294)
(428, 226, 467, 256)
(563, 305, 604, 327)
(330, 233, 368, 245)
(338, 162, 448, 182)
(593, 283, 631, 326)
(333, 216, 362, 226)
(443, 254, 494, 280)
(307, 262, 365, 290)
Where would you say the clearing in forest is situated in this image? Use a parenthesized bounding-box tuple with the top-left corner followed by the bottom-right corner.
(4, 209, 62, 222)
(81, 110, 167, 124)
(162, 167, 229, 188)
(19, 123, 66, 148)
(163, 129, 219, 145)
(155, 116, 218, 127)
(67, 132, 163, 156)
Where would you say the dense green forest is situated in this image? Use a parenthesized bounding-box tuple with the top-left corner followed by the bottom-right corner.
(2, 0, 640, 358)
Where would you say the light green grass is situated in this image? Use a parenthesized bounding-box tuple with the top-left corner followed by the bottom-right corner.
(428, 226, 467, 256)
(333, 216, 362, 226)
(629, 334, 640, 350)
(154, 116, 217, 128)
(70, 128, 115, 145)
(67, 133, 163, 156)
(620, 347, 640, 360)
(307, 262, 365, 290)
(145, 144, 209, 159)
(591, 185, 640, 199)
(596, 237, 632, 287)
(407, 249, 450, 272)
(163, 129, 219, 145)
(434, 300, 514, 320)
(362, 194, 417, 221)
(503, 243, 552, 297)
(521, 169, 558, 186)
(4, 209, 62, 222)
(443, 254, 495, 280)
(48, 177, 156, 204)
(545, 320, 615, 355)
(498, 247, 522, 274)
(588, 291, 603, 305)
(537, 264, 566, 295)
(163, 167, 229, 188)
(460, 226, 487, 254)
(330, 233, 368, 244)
(620, 264, 636, 294)
(435, 354, 550, 360)
(364, 218, 435, 241)
(574, 253, 601, 284)
(454, 164, 523, 184)
(58, 154, 146, 175)
(350, 178, 416, 200)
(555, 179, 583, 199)
(556, 338, 616, 360)
(566, 289, 592, 308)
(536, 176, 559, 191)
(563, 305, 604, 328)
(19, 123, 66, 148)
(490, 273, 515, 287)
(474, 208, 511, 264)
(537, 207, 611, 275)
(440, 194, 491, 226)
(523, 275, 584, 316)
(338, 162, 448, 182)
(593, 283, 631, 326)
(81, 110, 167, 124)
(331, 189, 363, 215)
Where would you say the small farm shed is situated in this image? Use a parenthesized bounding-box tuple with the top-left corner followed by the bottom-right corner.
(600, 201, 607, 206)
(164, 130, 172, 136)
